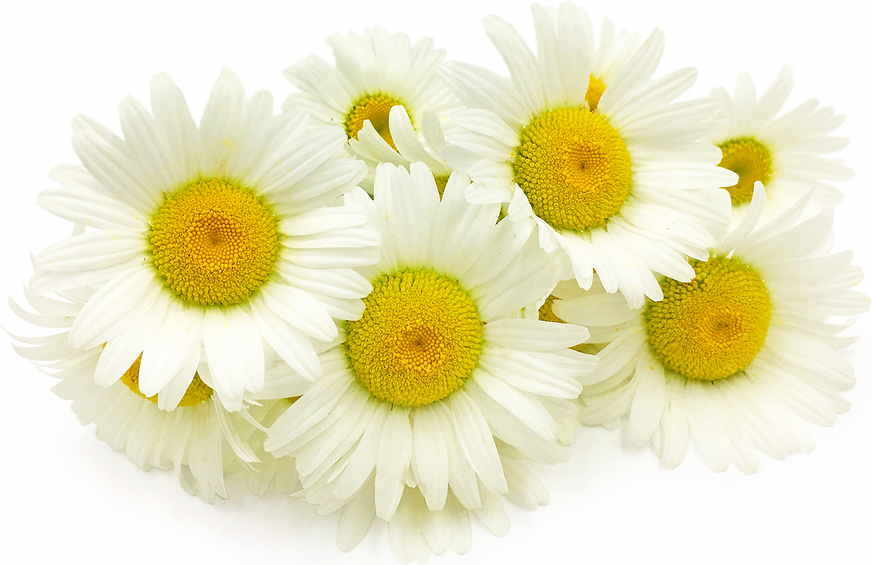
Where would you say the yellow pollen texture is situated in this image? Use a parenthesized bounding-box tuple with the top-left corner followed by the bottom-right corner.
(345, 270, 483, 408)
(149, 178, 279, 306)
(717, 137, 773, 205)
(645, 256, 771, 381)
(345, 94, 403, 150)
(585, 75, 607, 111)
(514, 107, 632, 232)
(120, 354, 213, 407)
(538, 294, 565, 323)
(433, 175, 450, 199)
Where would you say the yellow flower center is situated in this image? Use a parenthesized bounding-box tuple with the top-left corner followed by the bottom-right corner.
(538, 294, 564, 323)
(585, 75, 607, 112)
(345, 93, 404, 151)
(433, 174, 450, 198)
(514, 107, 632, 232)
(149, 178, 279, 306)
(120, 354, 213, 408)
(717, 137, 773, 205)
(345, 269, 483, 408)
(645, 256, 771, 381)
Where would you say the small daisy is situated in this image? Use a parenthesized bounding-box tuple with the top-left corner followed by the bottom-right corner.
(439, 1, 737, 308)
(264, 163, 597, 560)
(302, 444, 551, 563)
(284, 27, 459, 191)
(9, 286, 280, 503)
(711, 65, 853, 220)
(558, 185, 868, 473)
(30, 70, 379, 411)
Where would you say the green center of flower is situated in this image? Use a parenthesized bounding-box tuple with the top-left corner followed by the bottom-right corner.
(148, 178, 279, 306)
(645, 256, 771, 381)
(345, 269, 483, 407)
(514, 107, 632, 232)
(120, 354, 213, 407)
(345, 93, 404, 150)
(717, 137, 773, 205)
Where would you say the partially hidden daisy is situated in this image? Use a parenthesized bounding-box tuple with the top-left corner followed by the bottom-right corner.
(263, 163, 599, 560)
(440, 2, 737, 308)
(557, 184, 868, 473)
(29, 70, 379, 411)
(711, 65, 853, 221)
(284, 27, 459, 191)
(8, 285, 284, 503)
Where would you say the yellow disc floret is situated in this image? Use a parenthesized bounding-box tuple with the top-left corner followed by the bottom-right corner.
(585, 75, 607, 112)
(149, 178, 279, 306)
(345, 93, 404, 151)
(717, 137, 773, 205)
(538, 294, 565, 324)
(514, 107, 632, 232)
(345, 269, 483, 407)
(645, 256, 771, 381)
(433, 174, 450, 199)
(120, 354, 213, 408)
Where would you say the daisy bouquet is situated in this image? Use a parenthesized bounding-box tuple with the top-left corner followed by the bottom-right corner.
(3, 1, 867, 563)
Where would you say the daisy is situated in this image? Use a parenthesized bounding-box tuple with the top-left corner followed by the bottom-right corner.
(263, 163, 598, 560)
(283, 27, 460, 191)
(302, 443, 551, 563)
(8, 285, 282, 503)
(557, 184, 868, 473)
(710, 65, 853, 221)
(439, 1, 737, 308)
(29, 70, 379, 411)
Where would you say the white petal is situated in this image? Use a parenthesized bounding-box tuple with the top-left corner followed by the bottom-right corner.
(375, 407, 412, 520)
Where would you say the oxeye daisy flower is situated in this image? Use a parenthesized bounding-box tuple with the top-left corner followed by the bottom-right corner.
(557, 185, 868, 473)
(302, 444, 551, 563)
(29, 70, 379, 411)
(284, 27, 459, 191)
(440, 1, 737, 308)
(8, 286, 286, 503)
(711, 66, 853, 221)
(263, 163, 598, 560)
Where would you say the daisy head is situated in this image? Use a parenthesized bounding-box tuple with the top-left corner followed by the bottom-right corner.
(30, 70, 379, 411)
(439, 1, 737, 308)
(263, 163, 598, 560)
(559, 185, 868, 473)
(283, 27, 459, 191)
(711, 66, 853, 221)
(9, 286, 282, 503)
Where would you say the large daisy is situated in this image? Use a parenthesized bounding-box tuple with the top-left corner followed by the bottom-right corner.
(711, 65, 853, 221)
(9, 285, 281, 503)
(284, 27, 459, 191)
(29, 70, 379, 411)
(439, 2, 737, 308)
(263, 163, 598, 560)
(557, 185, 868, 473)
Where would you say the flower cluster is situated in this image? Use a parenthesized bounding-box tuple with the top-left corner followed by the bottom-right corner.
(6, 2, 866, 563)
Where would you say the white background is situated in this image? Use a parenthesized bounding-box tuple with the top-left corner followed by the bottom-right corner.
(1, 1, 869, 563)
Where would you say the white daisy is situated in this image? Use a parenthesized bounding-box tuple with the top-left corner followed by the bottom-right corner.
(263, 163, 597, 560)
(557, 184, 868, 473)
(29, 70, 379, 412)
(284, 27, 459, 191)
(8, 286, 280, 503)
(303, 444, 551, 563)
(439, 1, 738, 308)
(711, 65, 853, 221)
